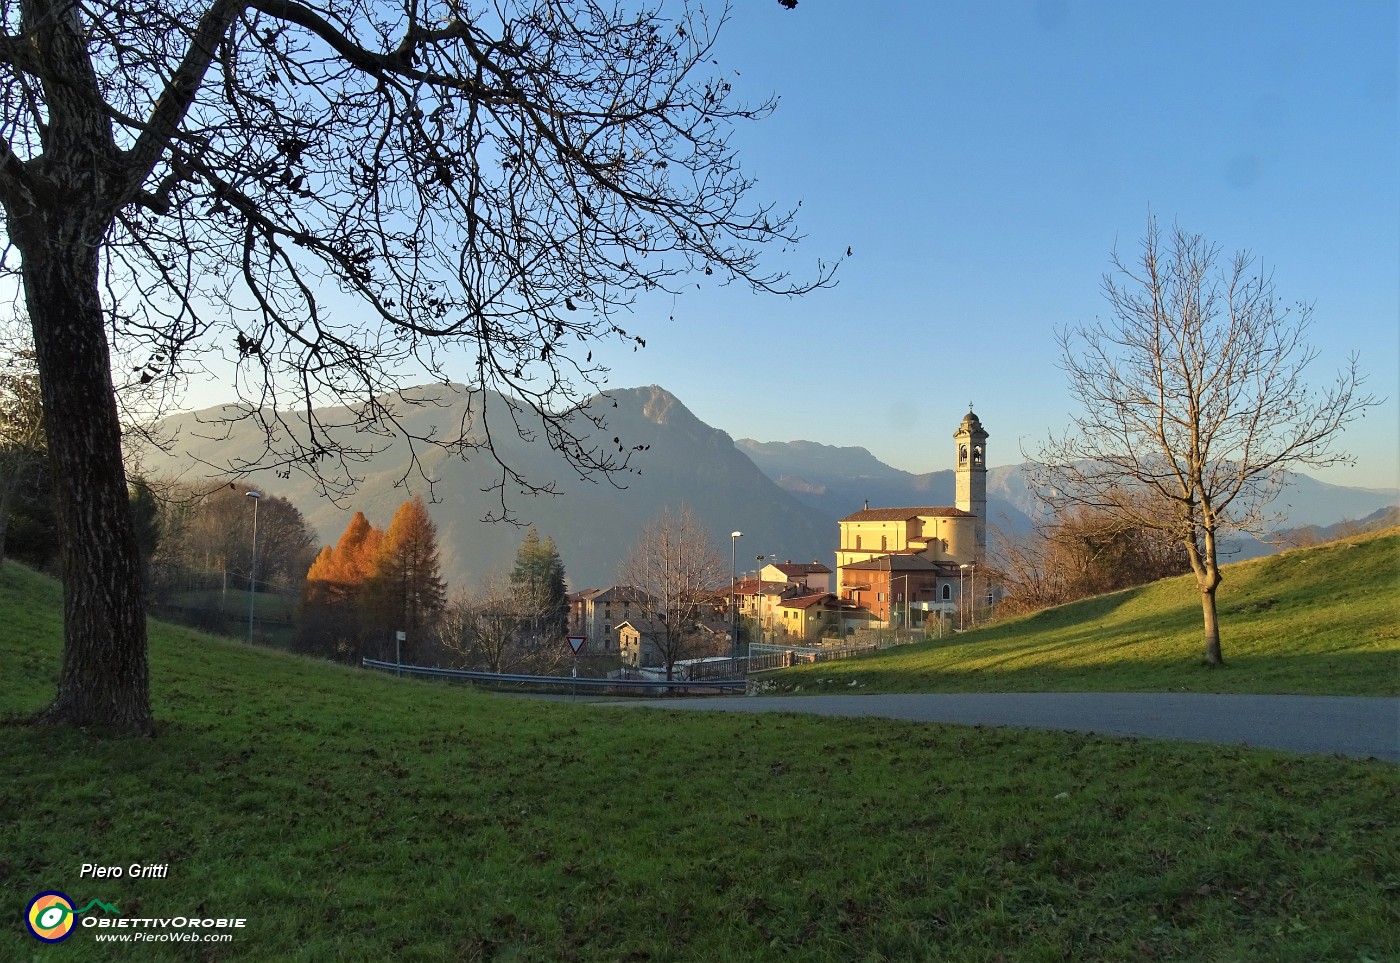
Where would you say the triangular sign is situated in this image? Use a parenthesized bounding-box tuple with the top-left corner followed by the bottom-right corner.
(567, 636, 586, 655)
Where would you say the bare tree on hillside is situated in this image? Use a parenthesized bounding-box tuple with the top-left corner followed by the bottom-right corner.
(0, 0, 830, 732)
(990, 508, 1189, 617)
(1031, 218, 1377, 665)
(617, 504, 726, 680)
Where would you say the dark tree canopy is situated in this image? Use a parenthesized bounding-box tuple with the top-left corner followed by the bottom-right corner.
(0, 0, 829, 732)
(5, 0, 831, 493)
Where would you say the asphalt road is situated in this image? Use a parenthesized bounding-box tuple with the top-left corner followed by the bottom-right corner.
(609, 692, 1400, 762)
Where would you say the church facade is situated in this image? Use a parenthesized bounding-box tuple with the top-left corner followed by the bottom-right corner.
(834, 409, 990, 626)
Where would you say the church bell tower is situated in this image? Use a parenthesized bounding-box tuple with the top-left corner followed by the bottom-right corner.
(954, 407, 988, 561)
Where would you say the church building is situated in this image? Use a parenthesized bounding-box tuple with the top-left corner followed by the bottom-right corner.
(834, 409, 989, 626)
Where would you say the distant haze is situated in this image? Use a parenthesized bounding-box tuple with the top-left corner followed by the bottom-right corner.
(135, 384, 1399, 592)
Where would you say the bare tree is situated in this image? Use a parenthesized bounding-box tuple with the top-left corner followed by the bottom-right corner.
(441, 575, 568, 675)
(617, 503, 726, 680)
(1031, 218, 1377, 665)
(151, 480, 316, 596)
(0, 0, 830, 732)
(989, 508, 1189, 618)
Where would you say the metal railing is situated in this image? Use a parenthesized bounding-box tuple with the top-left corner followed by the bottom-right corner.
(746, 641, 879, 671)
(361, 659, 748, 694)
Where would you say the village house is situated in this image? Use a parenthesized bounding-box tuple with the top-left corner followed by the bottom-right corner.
(567, 585, 655, 655)
(771, 592, 871, 643)
(617, 618, 733, 671)
(759, 560, 833, 594)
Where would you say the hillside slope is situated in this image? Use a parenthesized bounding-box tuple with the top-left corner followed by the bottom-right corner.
(773, 528, 1400, 696)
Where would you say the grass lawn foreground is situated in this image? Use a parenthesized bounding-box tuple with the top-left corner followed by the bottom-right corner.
(1, 537, 1396, 961)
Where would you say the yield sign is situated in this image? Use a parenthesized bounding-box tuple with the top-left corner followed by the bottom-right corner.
(567, 636, 586, 655)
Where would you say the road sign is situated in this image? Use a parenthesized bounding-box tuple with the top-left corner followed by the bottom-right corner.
(567, 636, 586, 655)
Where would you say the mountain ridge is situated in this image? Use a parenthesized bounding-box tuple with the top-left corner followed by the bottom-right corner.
(135, 383, 1398, 590)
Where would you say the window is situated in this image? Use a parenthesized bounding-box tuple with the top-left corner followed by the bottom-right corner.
(877, 592, 884, 602)
(881, 535, 887, 550)
(856, 535, 862, 550)
(942, 584, 951, 601)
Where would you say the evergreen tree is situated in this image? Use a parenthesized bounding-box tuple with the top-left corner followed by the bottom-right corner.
(127, 478, 161, 591)
(0, 322, 45, 569)
(509, 528, 568, 646)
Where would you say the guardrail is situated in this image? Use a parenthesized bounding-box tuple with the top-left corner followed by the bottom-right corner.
(361, 659, 748, 694)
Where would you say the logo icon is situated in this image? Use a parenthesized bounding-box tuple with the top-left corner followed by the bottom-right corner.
(26, 891, 76, 943)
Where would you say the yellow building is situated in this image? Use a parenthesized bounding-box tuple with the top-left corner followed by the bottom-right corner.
(835, 409, 989, 605)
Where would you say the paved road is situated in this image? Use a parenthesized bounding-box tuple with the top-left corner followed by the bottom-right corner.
(610, 692, 1400, 762)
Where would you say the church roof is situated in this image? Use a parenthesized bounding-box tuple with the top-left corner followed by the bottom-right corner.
(839, 506, 974, 522)
(956, 408, 988, 436)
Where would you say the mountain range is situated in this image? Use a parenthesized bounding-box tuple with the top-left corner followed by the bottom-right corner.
(136, 383, 1399, 591)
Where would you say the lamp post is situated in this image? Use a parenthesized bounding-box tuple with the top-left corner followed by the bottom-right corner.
(959, 562, 969, 631)
(756, 553, 774, 643)
(730, 531, 742, 659)
(246, 490, 261, 644)
(893, 573, 911, 631)
(970, 562, 978, 627)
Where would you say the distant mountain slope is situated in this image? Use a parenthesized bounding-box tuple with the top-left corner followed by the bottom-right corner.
(137, 385, 835, 590)
(736, 439, 1036, 535)
(1275, 505, 1400, 547)
(134, 386, 1396, 590)
(737, 438, 1398, 548)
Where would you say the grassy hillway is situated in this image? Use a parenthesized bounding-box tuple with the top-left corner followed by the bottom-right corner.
(2, 540, 1396, 961)
(771, 529, 1400, 697)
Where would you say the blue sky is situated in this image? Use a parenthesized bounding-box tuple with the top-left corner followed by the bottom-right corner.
(181, 1, 1398, 490)
(590, 0, 1399, 490)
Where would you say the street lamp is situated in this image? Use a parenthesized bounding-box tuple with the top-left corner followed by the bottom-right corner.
(730, 531, 742, 659)
(893, 573, 911, 631)
(754, 554, 770, 641)
(246, 490, 261, 644)
(970, 561, 977, 627)
(959, 563, 969, 631)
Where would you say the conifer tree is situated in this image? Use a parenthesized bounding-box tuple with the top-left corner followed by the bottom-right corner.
(509, 528, 568, 646)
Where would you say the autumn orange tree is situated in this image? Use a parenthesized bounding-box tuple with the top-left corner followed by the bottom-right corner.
(364, 496, 446, 660)
(302, 499, 445, 661)
(301, 511, 384, 659)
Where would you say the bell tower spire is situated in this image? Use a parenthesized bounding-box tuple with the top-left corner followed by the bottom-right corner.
(954, 407, 988, 561)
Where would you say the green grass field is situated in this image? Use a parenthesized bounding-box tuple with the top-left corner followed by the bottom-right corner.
(2, 539, 1397, 961)
(771, 529, 1400, 696)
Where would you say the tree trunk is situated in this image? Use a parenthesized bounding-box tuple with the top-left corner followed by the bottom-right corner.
(1199, 581, 1224, 666)
(1193, 528, 1225, 667)
(19, 224, 152, 735)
